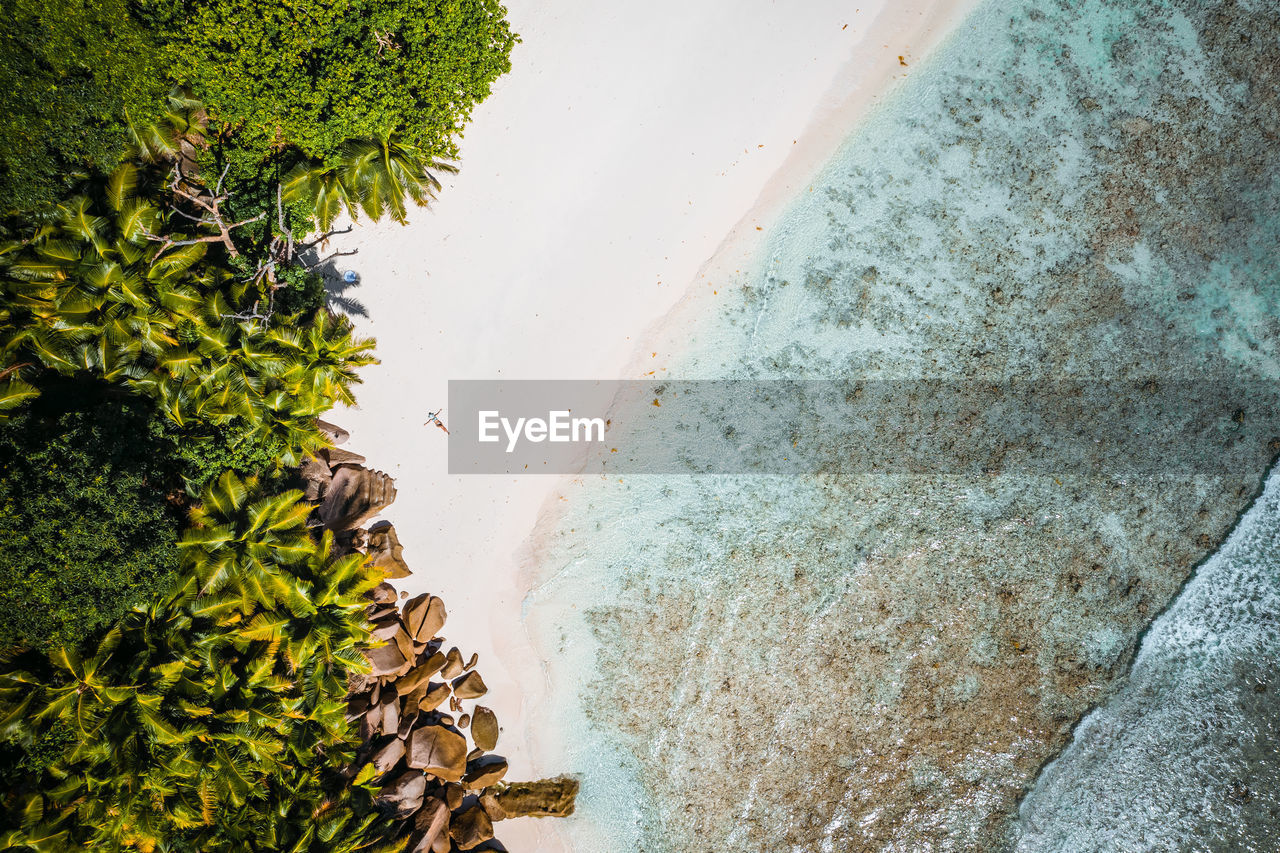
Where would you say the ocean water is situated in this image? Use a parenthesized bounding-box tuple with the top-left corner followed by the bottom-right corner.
(523, 0, 1280, 850)
(1013, 464, 1280, 852)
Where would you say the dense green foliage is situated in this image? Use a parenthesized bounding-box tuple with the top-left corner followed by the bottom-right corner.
(0, 106, 379, 462)
(0, 0, 516, 837)
(147, 0, 516, 166)
(0, 0, 515, 212)
(0, 0, 171, 212)
(0, 473, 396, 852)
(0, 384, 182, 651)
(0, 103, 399, 848)
(283, 137, 459, 230)
(162, 417, 294, 493)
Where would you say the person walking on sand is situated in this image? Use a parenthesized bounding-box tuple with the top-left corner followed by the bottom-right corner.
(425, 409, 449, 434)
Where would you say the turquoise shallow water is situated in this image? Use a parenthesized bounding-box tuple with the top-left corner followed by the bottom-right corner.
(524, 0, 1280, 849)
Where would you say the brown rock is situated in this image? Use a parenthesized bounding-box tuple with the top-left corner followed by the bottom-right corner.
(404, 595, 447, 642)
(419, 682, 451, 712)
(451, 671, 488, 700)
(378, 770, 426, 817)
(458, 713, 471, 729)
(335, 527, 367, 555)
(423, 597, 447, 638)
(402, 594, 428, 630)
(464, 653, 479, 672)
(323, 446, 366, 467)
(380, 690, 400, 737)
(444, 783, 464, 811)
(402, 689, 421, 719)
(299, 455, 332, 502)
(366, 605, 396, 622)
(348, 671, 375, 695)
(441, 647, 465, 679)
(371, 737, 405, 774)
(316, 418, 350, 445)
(346, 694, 370, 722)
(393, 627, 415, 667)
(397, 710, 418, 740)
(463, 756, 508, 790)
(370, 583, 397, 605)
(367, 521, 411, 579)
(479, 776, 580, 821)
(470, 706, 499, 751)
(358, 712, 377, 745)
(406, 724, 468, 782)
(365, 642, 408, 677)
(410, 799, 450, 853)
(364, 700, 383, 733)
(318, 464, 396, 531)
(369, 616, 403, 644)
(396, 653, 446, 696)
(449, 805, 494, 851)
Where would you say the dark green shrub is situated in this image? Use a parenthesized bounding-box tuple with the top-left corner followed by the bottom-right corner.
(144, 0, 517, 169)
(0, 0, 170, 212)
(157, 417, 294, 493)
(0, 379, 183, 651)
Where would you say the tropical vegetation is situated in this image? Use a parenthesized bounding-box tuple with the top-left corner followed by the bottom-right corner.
(0, 0, 515, 214)
(0, 0, 169, 211)
(0, 383, 182, 651)
(146, 0, 516, 173)
(0, 0, 515, 841)
(0, 473, 396, 851)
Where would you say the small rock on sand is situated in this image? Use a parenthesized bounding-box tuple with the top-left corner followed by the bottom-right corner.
(470, 706, 499, 751)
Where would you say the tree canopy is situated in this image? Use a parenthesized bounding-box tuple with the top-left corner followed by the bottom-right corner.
(0, 101, 379, 654)
(0, 115, 397, 845)
(0, 382, 182, 652)
(0, 0, 170, 211)
(0, 474, 394, 852)
(147, 0, 517, 166)
(0, 0, 516, 213)
(0, 0, 521, 840)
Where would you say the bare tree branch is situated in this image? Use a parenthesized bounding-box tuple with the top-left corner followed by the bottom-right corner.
(298, 225, 353, 251)
(221, 291, 276, 322)
(214, 163, 231, 196)
(302, 249, 358, 270)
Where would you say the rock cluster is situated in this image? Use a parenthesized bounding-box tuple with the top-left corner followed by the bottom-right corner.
(307, 425, 577, 851)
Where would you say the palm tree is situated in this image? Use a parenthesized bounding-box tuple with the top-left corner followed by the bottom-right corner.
(339, 136, 457, 225)
(128, 89, 208, 167)
(0, 164, 199, 395)
(0, 474, 396, 852)
(179, 471, 314, 612)
(270, 309, 377, 411)
(283, 135, 457, 230)
(282, 164, 356, 234)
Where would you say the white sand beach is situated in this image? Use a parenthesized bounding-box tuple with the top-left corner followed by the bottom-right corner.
(328, 0, 979, 846)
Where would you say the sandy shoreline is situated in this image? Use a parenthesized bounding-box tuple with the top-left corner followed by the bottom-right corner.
(328, 0, 980, 848)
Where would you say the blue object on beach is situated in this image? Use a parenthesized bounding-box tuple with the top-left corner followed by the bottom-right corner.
(342, 270, 359, 284)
